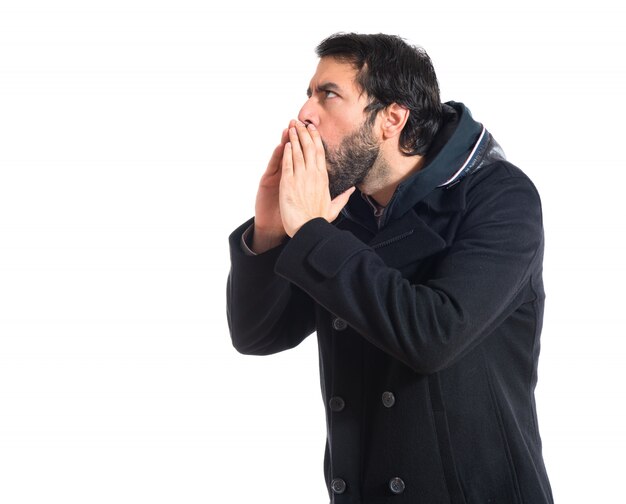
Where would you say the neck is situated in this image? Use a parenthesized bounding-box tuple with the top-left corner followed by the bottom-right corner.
(365, 152, 425, 207)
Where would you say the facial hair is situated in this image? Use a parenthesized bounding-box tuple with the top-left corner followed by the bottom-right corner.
(324, 120, 381, 199)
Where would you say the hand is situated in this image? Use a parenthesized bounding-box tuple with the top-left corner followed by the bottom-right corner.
(279, 121, 355, 237)
(252, 122, 295, 253)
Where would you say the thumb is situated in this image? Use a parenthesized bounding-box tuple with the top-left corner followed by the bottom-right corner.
(328, 186, 356, 220)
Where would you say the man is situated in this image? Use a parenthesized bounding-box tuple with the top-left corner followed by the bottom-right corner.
(227, 33, 553, 503)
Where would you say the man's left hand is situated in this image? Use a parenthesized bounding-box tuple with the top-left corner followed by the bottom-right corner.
(279, 121, 355, 237)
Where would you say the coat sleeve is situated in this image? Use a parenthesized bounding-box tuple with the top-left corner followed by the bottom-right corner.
(273, 172, 544, 373)
(226, 218, 316, 355)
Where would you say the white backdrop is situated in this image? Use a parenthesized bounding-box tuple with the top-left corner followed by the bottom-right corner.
(1, 1, 624, 502)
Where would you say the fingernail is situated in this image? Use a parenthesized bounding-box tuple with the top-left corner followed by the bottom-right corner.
(307, 123, 316, 130)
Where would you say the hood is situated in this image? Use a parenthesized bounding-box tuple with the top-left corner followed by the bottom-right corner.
(342, 101, 506, 230)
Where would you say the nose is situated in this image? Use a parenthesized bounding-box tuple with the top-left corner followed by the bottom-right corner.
(297, 97, 318, 127)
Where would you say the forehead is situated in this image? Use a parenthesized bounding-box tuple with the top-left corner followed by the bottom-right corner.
(308, 57, 361, 94)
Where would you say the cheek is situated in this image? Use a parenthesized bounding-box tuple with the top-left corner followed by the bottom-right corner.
(319, 127, 349, 153)
(317, 130, 335, 152)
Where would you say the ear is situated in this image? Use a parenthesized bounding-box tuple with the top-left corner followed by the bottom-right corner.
(380, 103, 409, 140)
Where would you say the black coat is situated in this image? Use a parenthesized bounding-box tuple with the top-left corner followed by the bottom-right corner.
(227, 102, 553, 503)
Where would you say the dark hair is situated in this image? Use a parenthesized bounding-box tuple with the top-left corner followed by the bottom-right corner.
(316, 33, 442, 156)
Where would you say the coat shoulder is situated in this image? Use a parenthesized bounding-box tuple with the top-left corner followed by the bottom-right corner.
(469, 160, 541, 197)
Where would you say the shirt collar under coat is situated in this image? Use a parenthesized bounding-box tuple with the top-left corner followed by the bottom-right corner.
(341, 101, 500, 231)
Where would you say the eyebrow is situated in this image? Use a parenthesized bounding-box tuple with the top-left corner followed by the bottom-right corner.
(306, 82, 342, 98)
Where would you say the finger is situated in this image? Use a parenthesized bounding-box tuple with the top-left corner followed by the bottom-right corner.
(328, 186, 356, 220)
(281, 142, 293, 177)
(295, 121, 317, 169)
(306, 123, 326, 172)
(265, 128, 290, 176)
(265, 143, 285, 176)
(285, 120, 297, 144)
(288, 126, 305, 171)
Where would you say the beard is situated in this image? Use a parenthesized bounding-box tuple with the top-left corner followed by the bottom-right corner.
(323, 120, 381, 199)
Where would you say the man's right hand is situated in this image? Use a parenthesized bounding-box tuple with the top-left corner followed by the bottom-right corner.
(252, 124, 293, 253)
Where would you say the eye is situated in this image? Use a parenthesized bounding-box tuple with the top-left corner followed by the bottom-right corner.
(324, 90, 338, 99)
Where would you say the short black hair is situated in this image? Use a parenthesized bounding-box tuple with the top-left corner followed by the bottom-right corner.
(316, 32, 442, 156)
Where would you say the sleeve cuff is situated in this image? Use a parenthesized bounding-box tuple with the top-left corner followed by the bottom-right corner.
(241, 224, 257, 256)
(275, 218, 370, 280)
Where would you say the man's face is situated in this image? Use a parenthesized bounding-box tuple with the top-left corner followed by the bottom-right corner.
(298, 57, 382, 198)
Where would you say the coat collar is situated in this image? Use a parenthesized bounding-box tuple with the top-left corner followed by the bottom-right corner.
(342, 101, 488, 229)
(382, 101, 484, 223)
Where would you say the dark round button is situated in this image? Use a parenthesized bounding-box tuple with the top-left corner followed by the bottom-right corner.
(332, 318, 348, 331)
(329, 396, 345, 412)
(331, 478, 346, 494)
(382, 391, 396, 408)
(389, 477, 405, 494)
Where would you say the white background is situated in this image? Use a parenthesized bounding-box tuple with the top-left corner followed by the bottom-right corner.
(1, 1, 624, 502)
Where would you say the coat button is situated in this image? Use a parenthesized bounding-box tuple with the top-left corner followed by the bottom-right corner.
(332, 318, 348, 331)
(389, 477, 405, 494)
(331, 478, 346, 494)
(382, 391, 396, 408)
(329, 396, 345, 412)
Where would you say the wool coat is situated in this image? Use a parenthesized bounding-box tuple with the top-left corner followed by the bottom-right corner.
(227, 102, 553, 503)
